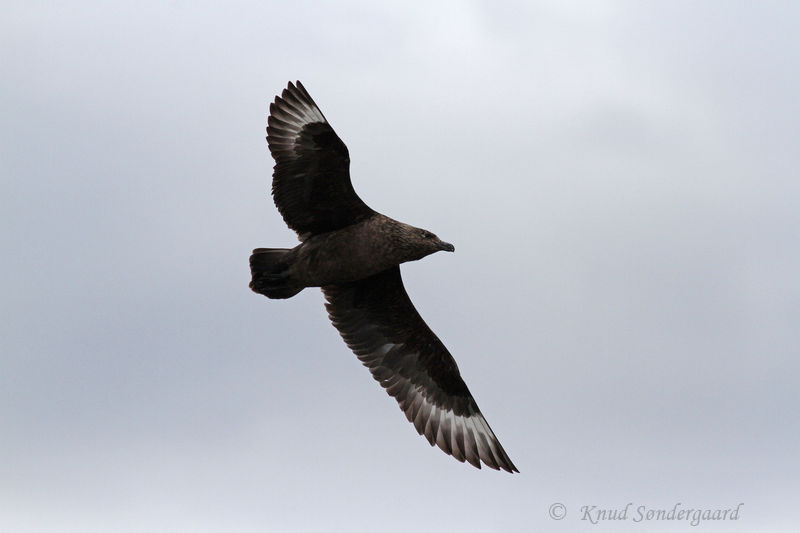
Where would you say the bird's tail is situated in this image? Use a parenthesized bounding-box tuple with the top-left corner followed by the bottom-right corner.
(249, 248, 304, 299)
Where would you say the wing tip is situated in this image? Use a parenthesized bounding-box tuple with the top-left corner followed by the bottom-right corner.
(407, 395, 518, 473)
(269, 80, 327, 131)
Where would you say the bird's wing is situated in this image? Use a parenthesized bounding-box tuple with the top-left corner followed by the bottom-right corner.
(267, 81, 374, 240)
(322, 266, 518, 472)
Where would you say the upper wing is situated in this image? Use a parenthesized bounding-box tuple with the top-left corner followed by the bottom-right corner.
(323, 267, 518, 472)
(267, 81, 374, 240)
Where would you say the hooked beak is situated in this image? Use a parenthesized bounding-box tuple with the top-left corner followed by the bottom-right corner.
(437, 240, 455, 252)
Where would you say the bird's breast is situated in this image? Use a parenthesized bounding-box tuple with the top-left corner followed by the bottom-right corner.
(290, 218, 406, 286)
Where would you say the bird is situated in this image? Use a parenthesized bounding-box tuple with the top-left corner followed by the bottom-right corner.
(249, 81, 518, 472)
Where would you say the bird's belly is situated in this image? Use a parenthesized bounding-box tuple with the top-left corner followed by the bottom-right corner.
(290, 236, 396, 286)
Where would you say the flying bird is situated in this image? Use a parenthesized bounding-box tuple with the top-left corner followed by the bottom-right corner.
(249, 81, 518, 472)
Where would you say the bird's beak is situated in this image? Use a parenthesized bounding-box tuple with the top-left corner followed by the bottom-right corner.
(438, 240, 455, 252)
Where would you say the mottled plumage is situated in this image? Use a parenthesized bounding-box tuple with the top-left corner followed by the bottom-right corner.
(250, 81, 517, 472)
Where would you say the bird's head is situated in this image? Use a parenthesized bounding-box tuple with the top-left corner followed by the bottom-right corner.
(397, 224, 455, 262)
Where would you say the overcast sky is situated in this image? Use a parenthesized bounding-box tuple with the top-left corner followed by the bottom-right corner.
(2, 1, 799, 532)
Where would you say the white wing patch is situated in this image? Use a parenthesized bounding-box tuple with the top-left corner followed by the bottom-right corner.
(267, 81, 328, 152)
(365, 339, 516, 471)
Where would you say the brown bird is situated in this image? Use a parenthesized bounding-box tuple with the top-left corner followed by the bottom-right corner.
(250, 81, 518, 472)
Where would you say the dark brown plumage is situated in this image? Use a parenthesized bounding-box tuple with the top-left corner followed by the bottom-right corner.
(250, 81, 518, 472)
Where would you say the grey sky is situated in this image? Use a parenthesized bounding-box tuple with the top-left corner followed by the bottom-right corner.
(2, 1, 799, 531)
